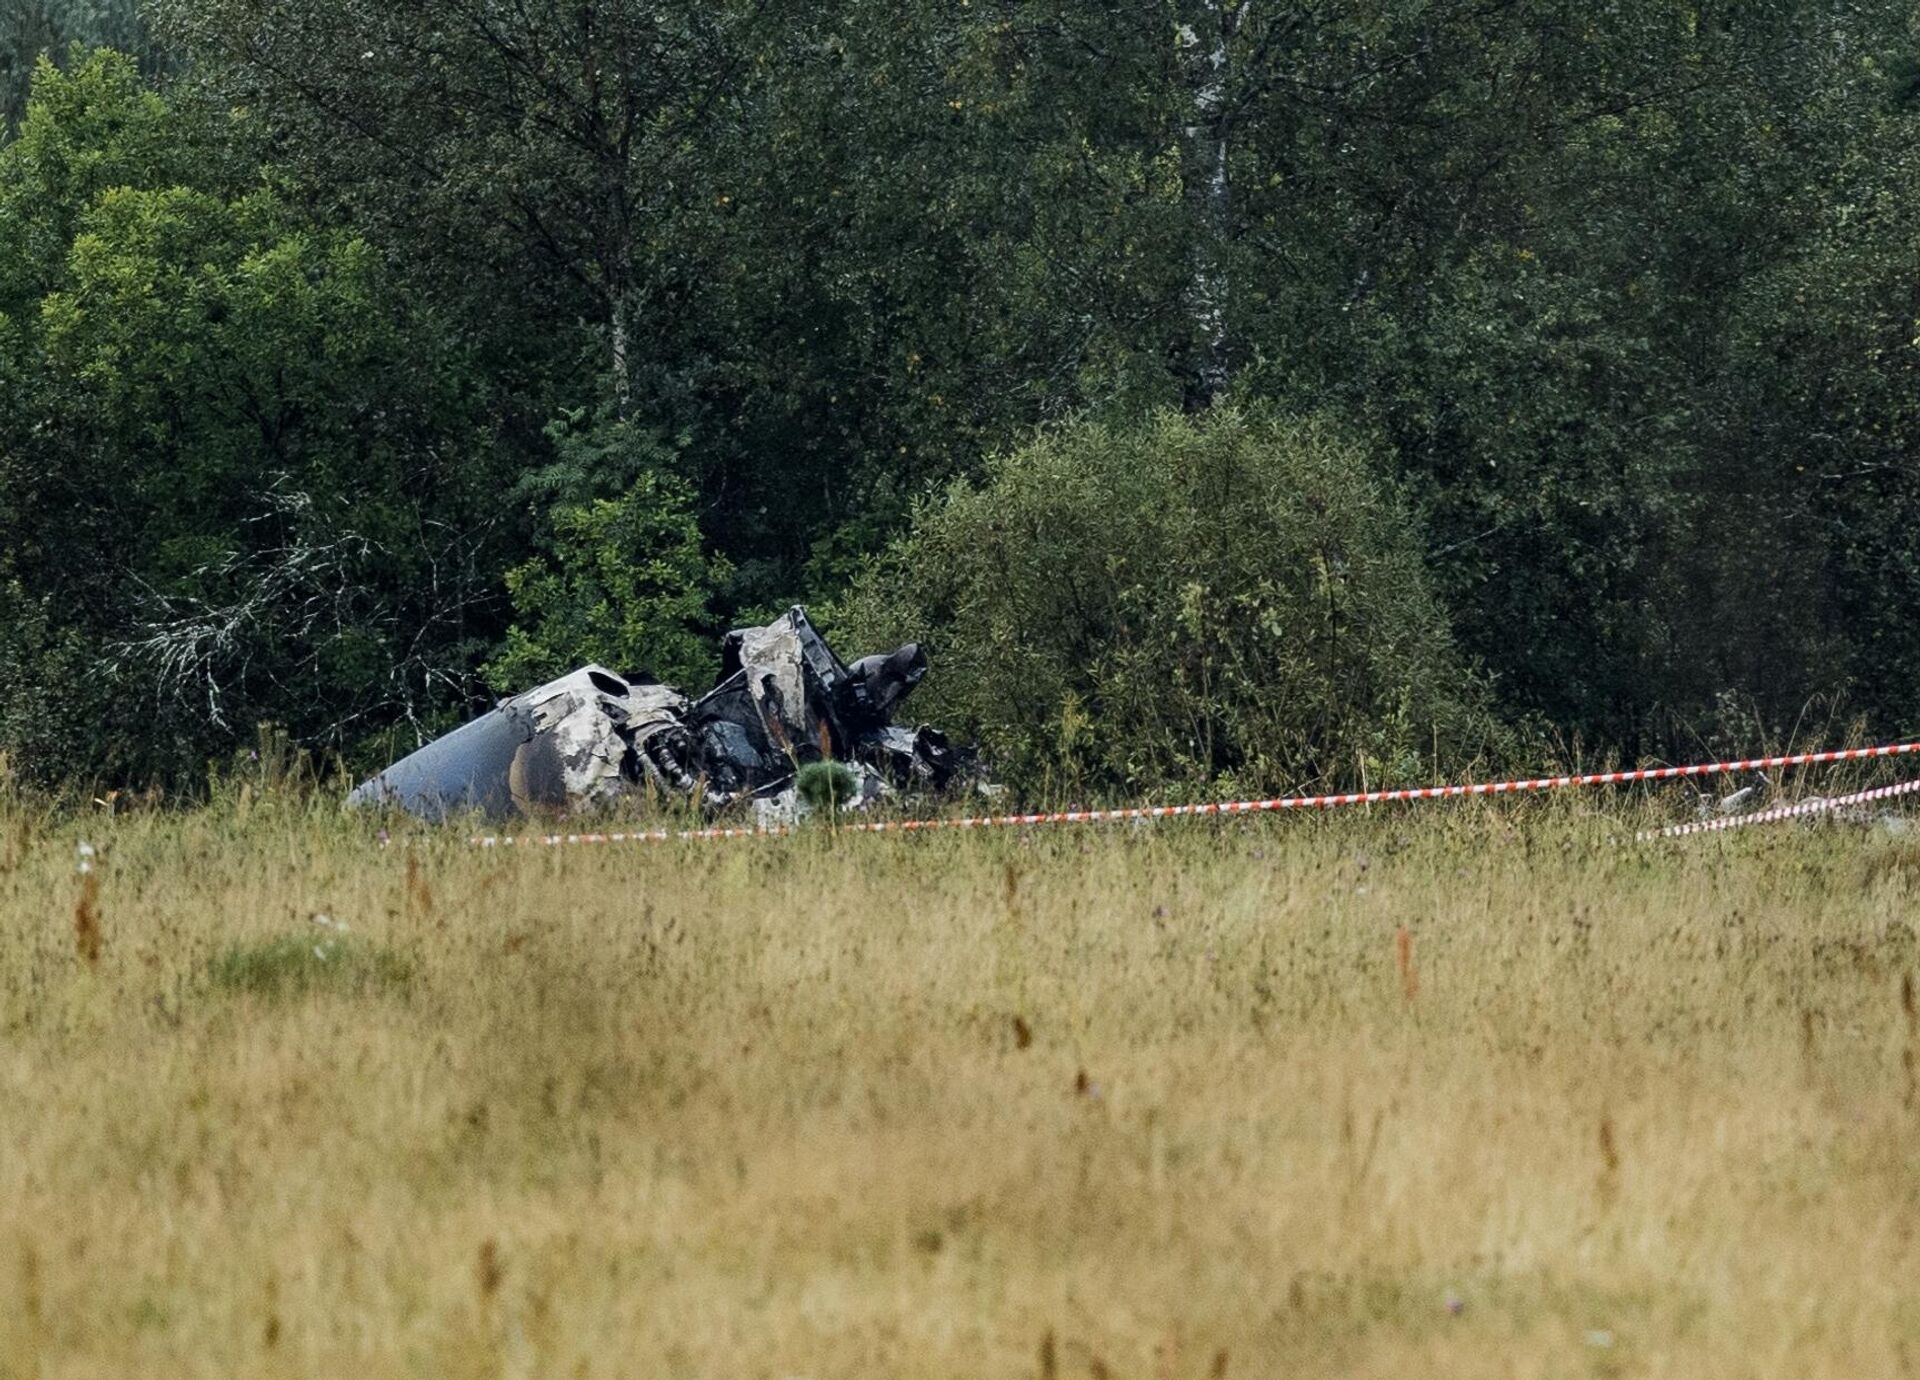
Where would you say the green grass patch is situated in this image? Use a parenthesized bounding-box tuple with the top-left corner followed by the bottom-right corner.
(208, 933, 412, 998)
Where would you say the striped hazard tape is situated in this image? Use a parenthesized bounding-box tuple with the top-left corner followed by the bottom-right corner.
(1635, 776, 1920, 841)
(470, 738, 1920, 847)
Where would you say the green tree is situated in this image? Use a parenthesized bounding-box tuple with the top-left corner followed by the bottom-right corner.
(486, 428, 726, 692)
(155, 0, 766, 415)
(0, 51, 512, 783)
(1, 1, 165, 131)
(1699, 41, 1920, 740)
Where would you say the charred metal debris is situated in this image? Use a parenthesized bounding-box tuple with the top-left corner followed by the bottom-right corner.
(346, 607, 976, 822)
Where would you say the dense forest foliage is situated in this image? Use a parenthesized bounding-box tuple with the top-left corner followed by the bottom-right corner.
(1, 1, 1917, 795)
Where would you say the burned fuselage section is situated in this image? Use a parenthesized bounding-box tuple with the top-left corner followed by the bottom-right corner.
(347, 607, 967, 821)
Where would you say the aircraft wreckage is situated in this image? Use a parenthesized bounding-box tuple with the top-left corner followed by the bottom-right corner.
(347, 607, 973, 822)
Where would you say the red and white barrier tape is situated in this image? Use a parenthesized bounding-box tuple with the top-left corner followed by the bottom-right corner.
(1635, 777, 1920, 841)
(470, 738, 1920, 847)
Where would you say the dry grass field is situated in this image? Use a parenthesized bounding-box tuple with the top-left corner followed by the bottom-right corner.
(3, 791, 1919, 1378)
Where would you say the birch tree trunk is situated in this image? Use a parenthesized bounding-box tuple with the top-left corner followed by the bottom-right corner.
(585, 3, 637, 422)
(1176, 0, 1239, 411)
(604, 176, 636, 422)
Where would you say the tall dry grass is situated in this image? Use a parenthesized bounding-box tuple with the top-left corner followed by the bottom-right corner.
(1, 792, 1917, 1377)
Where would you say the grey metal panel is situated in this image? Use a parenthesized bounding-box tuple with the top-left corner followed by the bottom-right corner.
(345, 706, 534, 821)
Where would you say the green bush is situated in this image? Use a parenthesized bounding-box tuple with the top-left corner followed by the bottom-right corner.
(835, 408, 1503, 799)
(795, 759, 857, 812)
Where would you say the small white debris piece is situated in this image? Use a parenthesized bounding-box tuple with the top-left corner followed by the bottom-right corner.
(1584, 1329, 1615, 1349)
(1696, 780, 1766, 819)
(844, 762, 889, 811)
(752, 790, 800, 830)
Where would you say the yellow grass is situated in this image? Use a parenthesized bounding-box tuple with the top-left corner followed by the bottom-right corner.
(2, 795, 1919, 1378)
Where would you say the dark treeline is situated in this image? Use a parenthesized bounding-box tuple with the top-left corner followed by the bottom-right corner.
(1, 1, 1917, 796)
